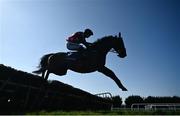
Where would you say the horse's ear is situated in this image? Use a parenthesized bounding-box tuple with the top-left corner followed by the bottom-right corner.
(118, 32, 121, 38)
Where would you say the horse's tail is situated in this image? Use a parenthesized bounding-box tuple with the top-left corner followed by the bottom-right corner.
(33, 53, 54, 74)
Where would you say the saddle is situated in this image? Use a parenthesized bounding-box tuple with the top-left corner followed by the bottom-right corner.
(66, 51, 86, 61)
(66, 49, 96, 61)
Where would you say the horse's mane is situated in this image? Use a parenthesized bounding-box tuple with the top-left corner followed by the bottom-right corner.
(92, 35, 114, 45)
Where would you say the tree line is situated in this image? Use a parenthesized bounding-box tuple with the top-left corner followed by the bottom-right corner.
(111, 95, 180, 108)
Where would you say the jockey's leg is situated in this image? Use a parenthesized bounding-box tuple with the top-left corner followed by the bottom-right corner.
(98, 66, 127, 91)
(67, 42, 81, 51)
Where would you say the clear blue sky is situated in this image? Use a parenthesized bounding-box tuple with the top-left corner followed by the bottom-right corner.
(1, 0, 180, 101)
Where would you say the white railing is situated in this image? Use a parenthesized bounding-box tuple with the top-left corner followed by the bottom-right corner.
(131, 103, 180, 111)
(95, 92, 113, 99)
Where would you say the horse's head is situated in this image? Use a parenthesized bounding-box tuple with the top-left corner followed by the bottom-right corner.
(113, 33, 127, 58)
(92, 33, 127, 58)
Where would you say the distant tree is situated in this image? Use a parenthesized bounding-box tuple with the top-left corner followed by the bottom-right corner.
(112, 95, 122, 107)
(144, 96, 180, 103)
(172, 96, 180, 103)
(125, 95, 144, 108)
(144, 96, 156, 103)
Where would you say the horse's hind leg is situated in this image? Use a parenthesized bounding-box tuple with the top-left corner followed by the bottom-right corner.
(44, 68, 68, 81)
(44, 70, 50, 81)
(42, 70, 46, 78)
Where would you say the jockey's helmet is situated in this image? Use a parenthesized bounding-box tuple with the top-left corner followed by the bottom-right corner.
(84, 28, 93, 36)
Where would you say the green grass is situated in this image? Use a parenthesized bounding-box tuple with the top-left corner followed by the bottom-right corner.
(27, 109, 180, 115)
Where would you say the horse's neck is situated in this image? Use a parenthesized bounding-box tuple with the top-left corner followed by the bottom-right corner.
(95, 45, 112, 55)
(104, 47, 113, 54)
(92, 42, 112, 54)
(92, 37, 115, 55)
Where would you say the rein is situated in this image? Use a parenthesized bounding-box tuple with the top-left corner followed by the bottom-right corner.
(109, 49, 118, 54)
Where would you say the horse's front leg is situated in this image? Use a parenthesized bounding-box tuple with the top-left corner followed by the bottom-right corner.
(98, 66, 127, 91)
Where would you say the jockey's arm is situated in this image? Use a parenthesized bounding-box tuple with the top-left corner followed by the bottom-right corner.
(82, 41, 92, 48)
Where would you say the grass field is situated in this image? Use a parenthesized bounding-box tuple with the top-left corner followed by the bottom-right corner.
(27, 109, 180, 115)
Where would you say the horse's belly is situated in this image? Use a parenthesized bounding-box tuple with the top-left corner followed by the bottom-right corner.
(69, 63, 98, 73)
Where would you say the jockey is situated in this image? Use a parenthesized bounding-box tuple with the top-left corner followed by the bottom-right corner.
(66, 29, 93, 52)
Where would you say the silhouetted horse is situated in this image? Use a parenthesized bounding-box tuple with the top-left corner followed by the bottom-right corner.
(33, 33, 128, 91)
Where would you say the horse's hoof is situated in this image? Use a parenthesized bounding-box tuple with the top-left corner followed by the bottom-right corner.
(122, 87, 128, 91)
